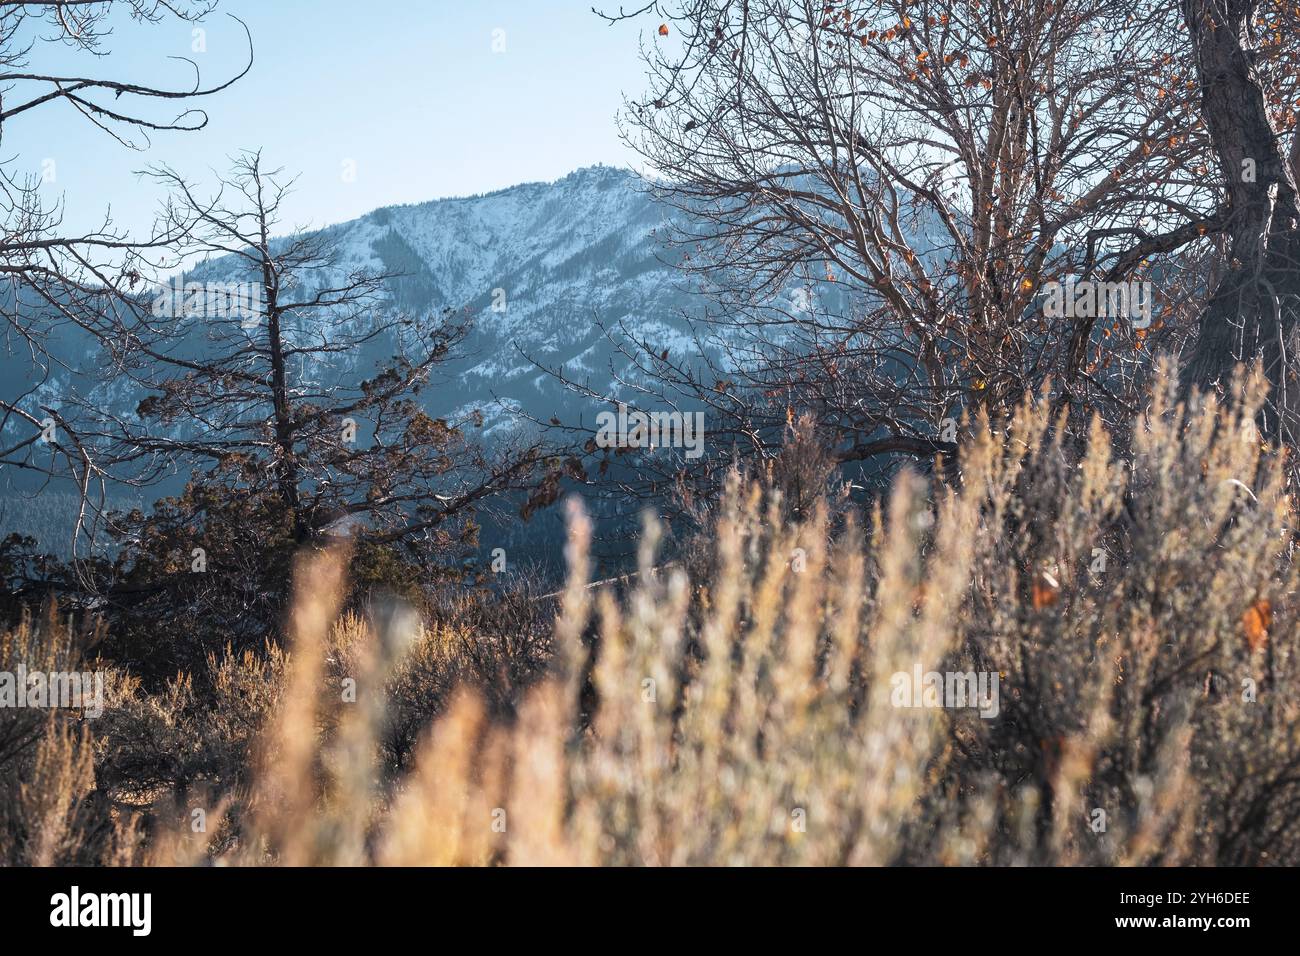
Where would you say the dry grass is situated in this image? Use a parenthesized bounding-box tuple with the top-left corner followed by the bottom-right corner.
(4, 364, 1300, 866)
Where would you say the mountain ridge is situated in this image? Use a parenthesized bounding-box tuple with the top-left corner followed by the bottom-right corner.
(0, 164, 710, 551)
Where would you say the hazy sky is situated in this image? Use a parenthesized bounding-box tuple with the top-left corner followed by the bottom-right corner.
(9, 0, 654, 239)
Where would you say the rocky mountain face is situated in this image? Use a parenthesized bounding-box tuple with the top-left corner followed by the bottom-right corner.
(0, 166, 716, 560)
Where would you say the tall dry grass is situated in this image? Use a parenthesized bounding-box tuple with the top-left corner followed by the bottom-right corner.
(4, 363, 1300, 865)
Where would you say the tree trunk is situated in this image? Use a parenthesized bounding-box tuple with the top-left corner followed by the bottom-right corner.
(1181, 0, 1300, 435)
(262, 274, 304, 542)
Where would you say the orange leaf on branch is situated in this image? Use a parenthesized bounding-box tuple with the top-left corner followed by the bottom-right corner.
(1242, 599, 1272, 652)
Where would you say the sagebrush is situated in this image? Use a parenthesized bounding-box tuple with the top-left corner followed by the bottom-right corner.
(3, 365, 1299, 865)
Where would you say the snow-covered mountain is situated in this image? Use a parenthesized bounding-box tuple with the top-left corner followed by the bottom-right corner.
(4, 163, 703, 433)
(0, 166, 713, 550)
(0, 164, 918, 558)
(189, 163, 703, 435)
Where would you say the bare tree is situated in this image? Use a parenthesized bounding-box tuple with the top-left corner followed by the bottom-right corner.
(47, 153, 559, 668)
(592, 0, 1275, 478)
(0, 1, 251, 518)
(1177, 0, 1300, 437)
(86, 153, 551, 548)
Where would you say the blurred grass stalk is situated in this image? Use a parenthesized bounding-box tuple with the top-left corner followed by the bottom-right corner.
(4, 363, 1300, 866)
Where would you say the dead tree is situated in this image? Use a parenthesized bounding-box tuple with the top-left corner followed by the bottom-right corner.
(0, 1, 251, 541)
(84, 153, 551, 554)
(597, 0, 1229, 483)
(1178, 0, 1300, 438)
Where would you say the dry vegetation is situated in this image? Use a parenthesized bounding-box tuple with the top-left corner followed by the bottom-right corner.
(4, 364, 1300, 866)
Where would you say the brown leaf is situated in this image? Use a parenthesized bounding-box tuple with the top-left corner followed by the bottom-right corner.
(1242, 599, 1272, 653)
(1031, 573, 1059, 610)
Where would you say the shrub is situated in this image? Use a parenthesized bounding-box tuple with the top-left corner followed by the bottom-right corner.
(11, 363, 1300, 865)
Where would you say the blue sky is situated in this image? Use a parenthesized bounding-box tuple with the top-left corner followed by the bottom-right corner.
(9, 0, 653, 238)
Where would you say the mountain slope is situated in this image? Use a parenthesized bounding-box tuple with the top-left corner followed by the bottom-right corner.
(0, 166, 711, 554)
(238, 164, 700, 434)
